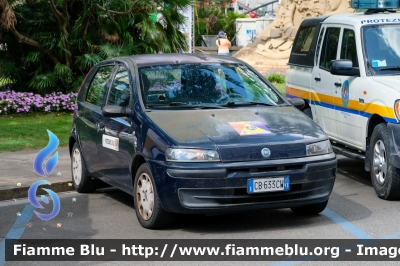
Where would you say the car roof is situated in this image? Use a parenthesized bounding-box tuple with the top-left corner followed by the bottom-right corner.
(107, 53, 244, 68)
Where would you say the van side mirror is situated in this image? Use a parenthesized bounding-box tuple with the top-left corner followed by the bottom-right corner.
(102, 106, 131, 117)
(288, 97, 305, 110)
(330, 60, 360, 76)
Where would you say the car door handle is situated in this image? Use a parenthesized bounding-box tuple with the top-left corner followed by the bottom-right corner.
(96, 122, 105, 132)
(314, 77, 321, 81)
(334, 82, 342, 87)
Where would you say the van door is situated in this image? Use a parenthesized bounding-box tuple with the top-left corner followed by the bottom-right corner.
(333, 28, 363, 148)
(311, 26, 341, 138)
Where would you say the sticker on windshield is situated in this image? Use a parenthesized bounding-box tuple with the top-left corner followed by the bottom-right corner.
(341, 80, 350, 107)
(229, 121, 272, 136)
(102, 134, 119, 151)
(372, 60, 387, 67)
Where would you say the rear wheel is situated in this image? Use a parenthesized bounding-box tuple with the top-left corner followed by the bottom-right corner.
(370, 123, 400, 200)
(303, 108, 313, 119)
(290, 200, 328, 215)
(133, 164, 173, 229)
(71, 142, 97, 193)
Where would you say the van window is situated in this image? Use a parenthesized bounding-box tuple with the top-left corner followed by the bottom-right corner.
(293, 26, 316, 54)
(319, 28, 340, 70)
(340, 29, 358, 67)
(363, 25, 400, 75)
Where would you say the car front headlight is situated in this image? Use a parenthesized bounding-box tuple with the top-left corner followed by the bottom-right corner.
(306, 140, 333, 156)
(165, 148, 220, 162)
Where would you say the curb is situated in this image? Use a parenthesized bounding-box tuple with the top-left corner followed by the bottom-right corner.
(0, 182, 75, 201)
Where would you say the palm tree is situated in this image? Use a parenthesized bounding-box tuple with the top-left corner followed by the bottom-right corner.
(0, 0, 190, 94)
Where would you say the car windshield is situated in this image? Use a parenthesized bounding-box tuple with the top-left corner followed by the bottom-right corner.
(138, 63, 285, 108)
(363, 25, 400, 75)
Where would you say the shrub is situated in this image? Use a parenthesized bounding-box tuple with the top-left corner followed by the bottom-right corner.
(0, 90, 77, 115)
(266, 73, 286, 84)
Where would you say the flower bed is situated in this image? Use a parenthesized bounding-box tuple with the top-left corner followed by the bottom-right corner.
(0, 90, 77, 114)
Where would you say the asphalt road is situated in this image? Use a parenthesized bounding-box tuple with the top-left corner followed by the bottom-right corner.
(1, 156, 400, 266)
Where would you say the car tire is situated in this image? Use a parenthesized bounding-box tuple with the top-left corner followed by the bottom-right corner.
(370, 123, 400, 200)
(71, 142, 97, 193)
(290, 200, 328, 215)
(303, 108, 313, 119)
(133, 163, 173, 229)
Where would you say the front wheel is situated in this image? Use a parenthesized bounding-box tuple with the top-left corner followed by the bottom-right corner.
(133, 164, 173, 229)
(370, 123, 400, 200)
(290, 200, 328, 215)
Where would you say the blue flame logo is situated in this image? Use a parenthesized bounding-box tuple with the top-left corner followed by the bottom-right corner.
(28, 180, 60, 220)
(33, 130, 59, 177)
(28, 130, 61, 221)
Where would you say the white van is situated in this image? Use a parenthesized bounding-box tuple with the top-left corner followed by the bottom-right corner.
(286, 7, 400, 199)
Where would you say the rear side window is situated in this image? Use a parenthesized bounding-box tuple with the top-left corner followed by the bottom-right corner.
(340, 29, 358, 67)
(319, 27, 340, 70)
(107, 65, 131, 107)
(86, 65, 114, 107)
(293, 26, 316, 54)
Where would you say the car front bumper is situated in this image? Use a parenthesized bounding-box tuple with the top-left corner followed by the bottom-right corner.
(147, 153, 337, 214)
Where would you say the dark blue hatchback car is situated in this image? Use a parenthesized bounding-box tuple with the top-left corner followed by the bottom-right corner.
(69, 54, 337, 229)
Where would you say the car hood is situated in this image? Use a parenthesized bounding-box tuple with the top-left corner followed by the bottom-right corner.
(146, 107, 327, 162)
(372, 76, 400, 93)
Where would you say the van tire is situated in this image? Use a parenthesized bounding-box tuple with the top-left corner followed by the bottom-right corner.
(370, 123, 400, 200)
(290, 200, 328, 215)
(133, 164, 173, 229)
(303, 108, 313, 119)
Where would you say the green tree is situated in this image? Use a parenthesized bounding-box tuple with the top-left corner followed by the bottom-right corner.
(0, 0, 190, 94)
(194, 5, 245, 46)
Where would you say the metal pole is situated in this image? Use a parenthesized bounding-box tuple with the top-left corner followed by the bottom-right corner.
(192, 0, 195, 53)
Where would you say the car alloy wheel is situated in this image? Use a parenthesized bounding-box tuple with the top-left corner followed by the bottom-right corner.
(72, 148, 82, 185)
(136, 173, 155, 221)
(372, 139, 387, 186)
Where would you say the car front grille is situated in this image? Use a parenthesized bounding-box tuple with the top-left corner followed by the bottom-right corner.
(178, 178, 334, 208)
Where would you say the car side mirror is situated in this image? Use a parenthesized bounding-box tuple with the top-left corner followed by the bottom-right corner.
(330, 60, 360, 76)
(288, 97, 305, 110)
(102, 106, 131, 117)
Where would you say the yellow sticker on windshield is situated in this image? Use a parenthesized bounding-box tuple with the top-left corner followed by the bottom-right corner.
(229, 121, 272, 136)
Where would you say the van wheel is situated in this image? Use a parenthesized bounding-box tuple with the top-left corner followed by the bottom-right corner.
(290, 200, 328, 215)
(133, 164, 173, 229)
(370, 123, 400, 200)
(71, 142, 97, 193)
(303, 108, 313, 119)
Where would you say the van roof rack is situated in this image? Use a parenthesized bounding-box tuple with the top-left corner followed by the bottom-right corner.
(364, 8, 396, 15)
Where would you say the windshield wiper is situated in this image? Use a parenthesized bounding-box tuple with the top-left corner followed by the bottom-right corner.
(379, 67, 400, 71)
(222, 101, 276, 107)
(146, 102, 227, 109)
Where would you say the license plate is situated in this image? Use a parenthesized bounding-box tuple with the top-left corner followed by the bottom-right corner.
(247, 176, 290, 194)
